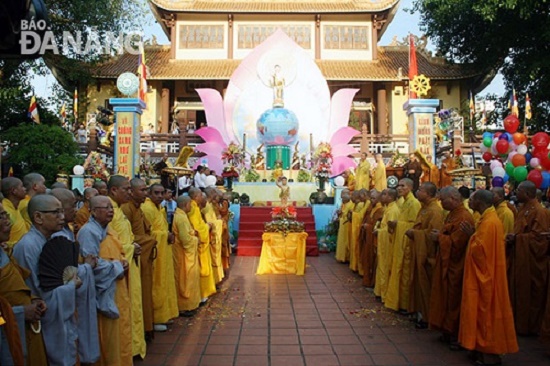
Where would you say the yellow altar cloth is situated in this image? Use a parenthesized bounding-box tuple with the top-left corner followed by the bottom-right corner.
(256, 232, 308, 275)
(233, 182, 320, 203)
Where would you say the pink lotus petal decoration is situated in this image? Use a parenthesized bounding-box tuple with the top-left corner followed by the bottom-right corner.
(196, 89, 236, 144)
(331, 144, 358, 158)
(328, 89, 359, 138)
(330, 127, 361, 146)
(331, 156, 357, 177)
(195, 127, 227, 147)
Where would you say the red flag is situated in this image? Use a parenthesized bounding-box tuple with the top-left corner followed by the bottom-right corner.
(409, 35, 418, 99)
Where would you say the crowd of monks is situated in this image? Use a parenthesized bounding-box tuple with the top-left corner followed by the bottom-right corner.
(0, 173, 232, 365)
(335, 174, 550, 365)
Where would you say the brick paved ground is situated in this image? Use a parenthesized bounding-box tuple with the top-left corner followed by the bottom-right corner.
(135, 254, 549, 366)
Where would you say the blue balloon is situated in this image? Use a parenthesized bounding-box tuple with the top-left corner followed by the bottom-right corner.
(503, 173, 509, 183)
(492, 176, 504, 187)
(498, 134, 508, 140)
(525, 152, 532, 163)
(482, 132, 493, 140)
(542, 172, 550, 189)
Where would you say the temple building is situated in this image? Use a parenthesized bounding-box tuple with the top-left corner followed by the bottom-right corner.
(87, 0, 489, 147)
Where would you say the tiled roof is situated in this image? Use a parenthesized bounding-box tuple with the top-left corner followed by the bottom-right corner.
(150, 0, 399, 13)
(92, 45, 479, 81)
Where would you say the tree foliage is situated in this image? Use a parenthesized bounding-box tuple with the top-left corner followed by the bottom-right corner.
(412, 0, 550, 129)
(2, 124, 82, 184)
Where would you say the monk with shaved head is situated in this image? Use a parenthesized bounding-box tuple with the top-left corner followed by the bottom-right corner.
(1, 177, 28, 248)
(20, 173, 46, 228)
(74, 187, 99, 234)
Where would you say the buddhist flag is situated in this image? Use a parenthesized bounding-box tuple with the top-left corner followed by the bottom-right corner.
(138, 44, 148, 104)
(481, 100, 487, 127)
(525, 93, 532, 120)
(28, 95, 40, 124)
(73, 88, 78, 122)
(511, 88, 519, 117)
(408, 34, 418, 99)
(8, 167, 13, 177)
(469, 91, 475, 122)
(60, 102, 66, 120)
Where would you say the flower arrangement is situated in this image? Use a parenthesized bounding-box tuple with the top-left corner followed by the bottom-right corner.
(271, 206, 297, 220)
(264, 219, 305, 237)
(221, 142, 243, 178)
(243, 168, 260, 182)
(454, 149, 464, 168)
(83, 151, 110, 183)
(222, 166, 240, 178)
(297, 169, 311, 182)
(312, 142, 332, 180)
(388, 150, 406, 167)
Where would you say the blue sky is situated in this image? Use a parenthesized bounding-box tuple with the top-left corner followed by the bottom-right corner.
(31, 0, 504, 104)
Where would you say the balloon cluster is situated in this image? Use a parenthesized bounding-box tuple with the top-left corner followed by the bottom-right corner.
(481, 115, 550, 188)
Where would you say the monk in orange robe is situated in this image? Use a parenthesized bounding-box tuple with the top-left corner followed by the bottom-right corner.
(74, 187, 98, 234)
(218, 191, 232, 271)
(406, 182, 444, 327)
(459, 189, 518, 365)
(439, 152, 455, 188)
(121, 178, 157, 337)
(361, 190, 384, 287)
(428, 186, 474, 347)
(541, 244, 550, 351)
(506, 180, 549, 335)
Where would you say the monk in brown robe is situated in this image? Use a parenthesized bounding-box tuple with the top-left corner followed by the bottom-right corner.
(405, 182, 444, 328)
(506, 180, 549, 335)
(121, 178, 157, 337)
(459, 189, 518, 365)
(0, 295, 25, 365)
(218, 191, 232, 271)
(361, 190, 384, 288)
(420, 155, 440, 188)
(541, 243, 550, 352)
(429, 186, 474, 347)
(0, 202, 48, 365)
(74, 187, 98, 234)
(439, 151, 456, 188)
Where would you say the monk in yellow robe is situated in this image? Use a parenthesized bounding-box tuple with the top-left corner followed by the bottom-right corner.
(0, 203, 48, 365)
(506, 180, 549, 335)
(355, 153, 371, 190)
(429, 186, 474, 347)
(361, 190, 384, 287)
(78, 195, 132, 366)
(439, 152, 456, 188)
(374, 189, 400, 300)
(142, 184, 179, 326)
(335, 192, 353, 263)
(19, 173, 47, 228)
(173, 196, 201, 314)
(385, 178, 421, 311)
(373, 154, 387, 191)
(343, 169, 356, 191)
(491, 187, 514, 235)
(203, 188, 224, 284)
(121, 178, 157, 336)
(107, 175, 146, 358)
(1, 177, 29, 248)
(405, 182, 444, 326)
(459, 190, 518, 365)
(187, 187, 217, 301)
(74, 187, 98, 234)
(349, 190, 369, 272)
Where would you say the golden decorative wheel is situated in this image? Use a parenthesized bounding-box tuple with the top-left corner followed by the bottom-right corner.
(410, 74, 431, 97)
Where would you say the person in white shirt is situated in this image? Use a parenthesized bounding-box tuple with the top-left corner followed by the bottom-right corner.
(178, 175, 192, 193)
(200, 168, 209, 189)
(194, 166, 205, 189)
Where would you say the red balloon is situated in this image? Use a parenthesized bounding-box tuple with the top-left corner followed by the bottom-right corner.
(494, 132, 503, 139)
(503, 115, 520, 133)
(482, 152, 493, 162)
(511, 154, 526, 167)
(532, 132, 550, 149)
(512, 132, 527, 145)
(496, 139, 509, 154)
(527, 169, 543, 188)
(541, 155, 550, 171)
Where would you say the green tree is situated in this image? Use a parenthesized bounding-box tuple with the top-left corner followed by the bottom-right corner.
(2, 124, 82, 184)
(412, 0, 550, 130)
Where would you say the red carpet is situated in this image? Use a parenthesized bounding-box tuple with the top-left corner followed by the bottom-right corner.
(237, 207, 319, 256)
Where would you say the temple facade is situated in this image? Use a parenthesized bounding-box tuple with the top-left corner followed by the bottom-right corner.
(87, 0, 487, 149)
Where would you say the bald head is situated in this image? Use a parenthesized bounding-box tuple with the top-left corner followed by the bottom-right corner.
(188, 187, 202, 200)
(491, 187, 505, 200)
(108, 175, 129, 191)
(23, 173, 46, 195)
(177, 195, 192, 209)
(83, 188, 98, 201)
(474, 189, 494, 206)
(518, 181, 537, 199)
(28, 195, 61, 223)
(148, 183, 164, 194)
(130, 178, 146, 189)
(386, 188, 398, 201)
(1, 177, 23, 197)
(421, 182, 437, 198)
(50, 188, 75, 204)
(89, 195, 110, 210)
(93, 180, 108, 195)
(400, 178, 414, 189)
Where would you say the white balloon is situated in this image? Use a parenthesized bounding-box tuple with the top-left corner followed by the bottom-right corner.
(517, 144, 528, 155)
(73, 165, 85, 175)
(490, 160, 502, 170)
(334, 176, 345, 187)
(530, 157, 540, 168)
(492, 167, 506, 178)
(205, 175, 217, 187)
(480, 143, 489, 153)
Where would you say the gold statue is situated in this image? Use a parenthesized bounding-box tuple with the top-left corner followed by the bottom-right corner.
(255, 144, 265, 170)
(291, 142, 300, 170)
(270, 64, 285, 107)
(175, 146, 194, 168)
